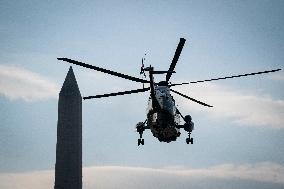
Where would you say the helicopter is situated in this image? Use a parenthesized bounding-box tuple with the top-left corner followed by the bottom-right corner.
(57, 38, 281, 146)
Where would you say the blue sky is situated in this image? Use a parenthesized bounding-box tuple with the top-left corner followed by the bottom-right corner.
(1, 0, 284, 188)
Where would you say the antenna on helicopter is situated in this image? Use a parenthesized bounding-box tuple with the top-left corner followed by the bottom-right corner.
(140, 53, 147, 88)
(140, 53, 147, 77)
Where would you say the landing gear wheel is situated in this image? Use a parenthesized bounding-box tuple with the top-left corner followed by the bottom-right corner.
(186, 138, 190, 144)
(138, 138, 144, 146)
(186, 132, 193, 144)
(186, 137, 193, 144)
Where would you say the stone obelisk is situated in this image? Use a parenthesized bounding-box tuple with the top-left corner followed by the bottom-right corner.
(54, 66, 82, 189)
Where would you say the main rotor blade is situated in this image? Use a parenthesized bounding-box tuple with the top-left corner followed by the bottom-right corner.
(170, 89, 213, 107)
(58, 58, 149, 83)
(170, 69, 281, 86)
(83, 87, 150, 100)
(166, 38, 186, 82)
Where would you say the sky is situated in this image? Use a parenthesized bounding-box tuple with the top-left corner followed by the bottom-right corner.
(0, 0, 284, 188)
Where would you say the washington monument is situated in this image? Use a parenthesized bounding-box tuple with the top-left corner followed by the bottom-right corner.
(54, 67, 82, 189)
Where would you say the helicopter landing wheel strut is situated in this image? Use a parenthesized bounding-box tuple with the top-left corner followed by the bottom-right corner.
(186, 133, 193, 144)
(138, 131, 145, 146)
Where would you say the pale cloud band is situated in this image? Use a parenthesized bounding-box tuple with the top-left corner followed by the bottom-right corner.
(269, 72, 284, 81)
(1, 162, 283, 189)
(174, 83, 284, 128)
(0, 65, 59, 101)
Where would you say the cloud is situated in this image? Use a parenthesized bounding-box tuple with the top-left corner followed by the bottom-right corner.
(1, 163, 284, 189)
(173, 83, 284, 128)
(269, 72, 284, 81)
(0, 65, 59, 101)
